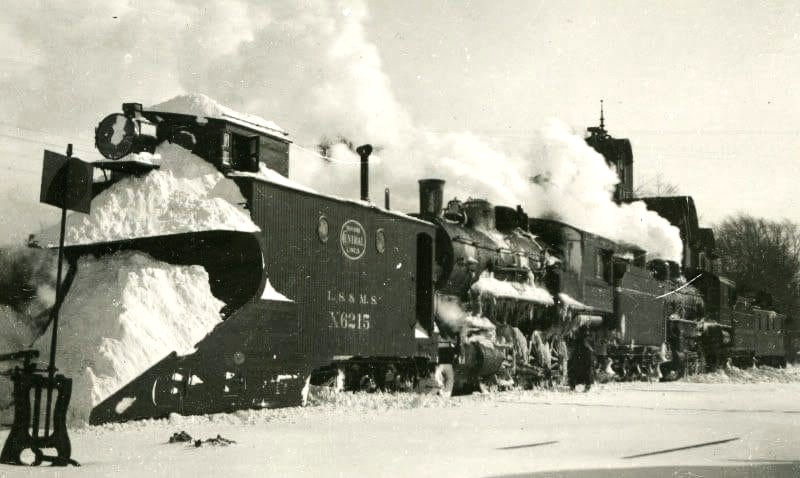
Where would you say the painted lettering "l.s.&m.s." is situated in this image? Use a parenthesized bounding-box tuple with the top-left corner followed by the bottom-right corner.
(326, 290, 380, 305)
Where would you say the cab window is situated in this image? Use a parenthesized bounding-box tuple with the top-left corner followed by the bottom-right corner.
(222, 131, 260, 172)
(595, 250, 612, 282)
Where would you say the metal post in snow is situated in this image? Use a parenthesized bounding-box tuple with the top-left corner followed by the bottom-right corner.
(43, 143, 72, 436)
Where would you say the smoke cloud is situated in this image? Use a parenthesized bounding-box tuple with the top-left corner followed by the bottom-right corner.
(522, 122, 684, 261)
(0, 247, 56, 361)
(0, 0, 681, 260)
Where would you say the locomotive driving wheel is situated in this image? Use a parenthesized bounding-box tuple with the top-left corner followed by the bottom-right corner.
(358, 373, 378, 392)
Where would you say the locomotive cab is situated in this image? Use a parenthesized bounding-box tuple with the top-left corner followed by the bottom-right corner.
(528, 218, 616, 322)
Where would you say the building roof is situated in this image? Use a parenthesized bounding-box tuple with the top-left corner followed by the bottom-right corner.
(697, 227, 716, 254)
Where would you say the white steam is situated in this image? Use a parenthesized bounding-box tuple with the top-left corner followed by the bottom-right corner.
(1, 0, 682, 260)
(523, 122, 683, 261)
(175, 0, 683, 259)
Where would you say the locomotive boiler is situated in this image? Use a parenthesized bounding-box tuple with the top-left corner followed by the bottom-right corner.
(417, 179, 555, 391)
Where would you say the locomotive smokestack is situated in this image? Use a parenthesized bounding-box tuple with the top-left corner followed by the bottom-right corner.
(418, 179, 445, 221)
(356, 144, 372, 201)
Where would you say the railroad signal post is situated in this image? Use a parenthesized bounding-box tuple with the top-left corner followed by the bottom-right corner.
(0, 144, 90, 467)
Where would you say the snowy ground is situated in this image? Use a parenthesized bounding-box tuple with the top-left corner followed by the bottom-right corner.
(1, 376, 799, 478)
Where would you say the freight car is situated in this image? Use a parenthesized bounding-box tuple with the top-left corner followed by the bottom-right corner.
(84, 103, 442, 423)
(733, 302, 786, 367)
(635, 197, 789, 371)
(694, 273, 787, 368)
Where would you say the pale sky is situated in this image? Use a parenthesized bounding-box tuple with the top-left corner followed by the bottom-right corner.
(1, 0, 799, 245)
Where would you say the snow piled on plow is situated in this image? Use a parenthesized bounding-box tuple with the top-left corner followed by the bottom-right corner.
(20, 101, 277, 425)
(37, 251, 225, 424)
(149, 93, 288, 139)
(38, 142, 258, 247)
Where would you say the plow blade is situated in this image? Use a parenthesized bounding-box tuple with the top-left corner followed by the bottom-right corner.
(64, 230, 267, 313)
(90, 299, 308, 425)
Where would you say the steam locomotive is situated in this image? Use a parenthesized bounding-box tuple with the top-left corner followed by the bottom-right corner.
(53, 102, 788, 424)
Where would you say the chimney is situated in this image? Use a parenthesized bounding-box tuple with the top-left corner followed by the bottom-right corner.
(356, 144, 372, 201)
(418, 179, 445, 221)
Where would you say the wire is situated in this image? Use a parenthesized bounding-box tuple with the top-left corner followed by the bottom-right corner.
(0, 120, 372, 167)
(422, 127, 800, 138)
(292, 142, 381, 165)
(655, 273, 703, 299)
(626, 129, 800, 136)
(0, 121, 94, 144)
(0, 131, 95, 156)
(0, 125, 95, 151)
(1, 165, 40, 175)
(286, 143, 327, 162)
(7, 117, 783, 170)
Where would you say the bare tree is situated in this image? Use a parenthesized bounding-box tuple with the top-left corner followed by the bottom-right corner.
(714, 214, 800, 314)
(634, 173, 680, 197)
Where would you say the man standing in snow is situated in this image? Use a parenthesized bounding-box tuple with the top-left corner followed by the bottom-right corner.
(568, 327, 595, 392)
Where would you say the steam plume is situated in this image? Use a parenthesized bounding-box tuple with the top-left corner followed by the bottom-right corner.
(0, 0, 682, 260)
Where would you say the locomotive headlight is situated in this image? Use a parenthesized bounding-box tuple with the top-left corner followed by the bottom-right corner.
(95, 113, 136, 160)
(96, 105, 159, 160)
(233, 351, 246, 365)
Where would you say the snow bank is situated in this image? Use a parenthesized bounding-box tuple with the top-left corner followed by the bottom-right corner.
(149, 93, 288, 139)
(683, 364, 800, 384)
(39, 143, 258, 247)
(37, 251, 225, 424)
